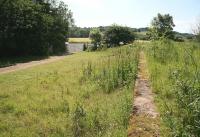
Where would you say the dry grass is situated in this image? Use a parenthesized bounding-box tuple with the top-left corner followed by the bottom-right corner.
(68, 38, 91, 43)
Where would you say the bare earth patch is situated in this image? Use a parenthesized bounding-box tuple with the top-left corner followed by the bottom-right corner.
(0, 55, 68, 74)
(128, 51, 160, 137)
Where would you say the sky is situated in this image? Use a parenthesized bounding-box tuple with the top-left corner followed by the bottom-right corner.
(63, 0, 200, 33)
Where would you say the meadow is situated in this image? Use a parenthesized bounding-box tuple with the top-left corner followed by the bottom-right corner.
(144, 40, 200, 136)
(0, 44, 139, 137)
(68, 38, 91, 43)
(1, 39, 200, 137)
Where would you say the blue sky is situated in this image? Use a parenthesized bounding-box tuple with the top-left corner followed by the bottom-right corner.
(64, 0, 200, 33)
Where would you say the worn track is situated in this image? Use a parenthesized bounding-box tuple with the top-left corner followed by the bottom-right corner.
(128, 51, 160, 137)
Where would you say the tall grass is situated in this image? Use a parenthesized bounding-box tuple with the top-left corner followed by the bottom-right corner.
(81, 45, 138, 93)
(145, 40, 200, 136)
(0, 44, 139, 137)
(73, 44, 139, 136)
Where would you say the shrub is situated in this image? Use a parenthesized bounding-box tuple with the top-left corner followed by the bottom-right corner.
(89, 28, 102, 46)
(104, 25, 135, 47)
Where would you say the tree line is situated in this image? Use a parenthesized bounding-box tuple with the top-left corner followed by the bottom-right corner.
(88, 25, 135, 51)
(1, 2, 198, 58)
(69, 26, 149, 39)
(88, 13, 197, 51)
(0, 0, 73, 57)
(70, 25, 194, 42)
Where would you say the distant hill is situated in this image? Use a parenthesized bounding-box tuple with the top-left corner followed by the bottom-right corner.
(174, 31, 195, 41)
(69, 26, 195, 41)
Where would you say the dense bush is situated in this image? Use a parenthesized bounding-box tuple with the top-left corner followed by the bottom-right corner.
(104, 25, 135, 47)
(0, 0, 73, 57)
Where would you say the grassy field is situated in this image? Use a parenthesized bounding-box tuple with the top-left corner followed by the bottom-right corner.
(144, 40, 200, 136)
(0, 44, 139, 137)
(68, 38, 91, 43)
(1, 40, 199, 137)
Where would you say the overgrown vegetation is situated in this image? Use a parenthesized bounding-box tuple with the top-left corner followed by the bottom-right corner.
(145, 40, 200, 137)
(81, 45, 138, 94)
(0, 44, 139, 136)
(0, 0, 73, 57)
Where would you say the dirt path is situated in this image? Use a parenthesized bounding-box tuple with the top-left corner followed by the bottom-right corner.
(0, 55, 68, 74)
(128, 51, 160, 137)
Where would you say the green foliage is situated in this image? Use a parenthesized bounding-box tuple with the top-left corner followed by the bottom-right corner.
(118, 91, 133, 128)
(82, 44, 138, 93)
(89, 28, 102, 48)
(72, 104, 87, 137)
(145, 41, 200, 136)
(148, 13, 175, 40)
(0, 0, 73, 57)
(69, 27, 91, 38)
(104, 25, 135, 47)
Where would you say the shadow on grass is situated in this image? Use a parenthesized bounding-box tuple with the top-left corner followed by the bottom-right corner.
(0, 51, 74, 68)
(0, 56, 49, 68)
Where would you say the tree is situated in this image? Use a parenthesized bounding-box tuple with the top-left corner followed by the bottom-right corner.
(148, 13, 175, 40)
(0, 0, 73, 57)
(48, 1, 74, 54)
(104, 25, 135, 47)
(89, 28, 102, 46)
